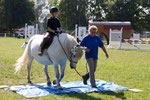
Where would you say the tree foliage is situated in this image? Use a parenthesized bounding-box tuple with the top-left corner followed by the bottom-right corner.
(54, 0, 150, 32)
(0, 0, 150, 32)
(0, 0, 35, 31)
(58, 0, 88, 30)
(106, 0, 150, 32)
(35, 0, 52, 31)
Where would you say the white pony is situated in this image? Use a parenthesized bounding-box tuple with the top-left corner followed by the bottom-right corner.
(15, 33, 85, 89)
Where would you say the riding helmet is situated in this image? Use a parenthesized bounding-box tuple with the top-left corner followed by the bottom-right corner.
(50, 6, 59, 13)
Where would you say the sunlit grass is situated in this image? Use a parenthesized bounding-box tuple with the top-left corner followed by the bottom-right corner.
(0, 37, 150, 100)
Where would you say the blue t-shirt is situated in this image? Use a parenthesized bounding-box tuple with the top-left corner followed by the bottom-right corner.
(80, 34, 104, 60)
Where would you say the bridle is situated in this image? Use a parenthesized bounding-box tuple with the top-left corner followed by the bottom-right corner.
(69, 51, 78, 64)
(57, 35, 78, 65)
(57, 34, 85, 77)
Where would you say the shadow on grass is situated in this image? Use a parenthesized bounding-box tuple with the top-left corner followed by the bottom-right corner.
(59, 93, 101, 100)
(98, 91, 127, 100)
(59, 91, 126, 100)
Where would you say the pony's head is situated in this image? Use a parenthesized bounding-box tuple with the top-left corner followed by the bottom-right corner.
(63, 34, 85, 69)
(70, 45, 85, 69)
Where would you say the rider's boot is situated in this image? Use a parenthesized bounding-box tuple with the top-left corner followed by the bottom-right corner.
(38, 48, 44, 56)
(38, 34, 54, 56)
(38, 41, 45, 56)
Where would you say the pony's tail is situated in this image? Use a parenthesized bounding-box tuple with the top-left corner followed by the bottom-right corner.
(15, 45, 29, 73)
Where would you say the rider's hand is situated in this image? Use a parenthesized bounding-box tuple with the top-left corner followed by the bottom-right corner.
(54, 30, 59, 34)
(54, 30, 62, 34)
(59, 30, 62, 34)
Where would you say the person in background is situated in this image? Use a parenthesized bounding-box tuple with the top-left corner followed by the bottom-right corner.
(80, 25, 109, 88)
(38, 6, 62, 56)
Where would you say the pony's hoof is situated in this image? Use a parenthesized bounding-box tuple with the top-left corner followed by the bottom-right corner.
(47, 82, 51, 86)
(28, 81, 32, 84)
(53, 80, 56, 85)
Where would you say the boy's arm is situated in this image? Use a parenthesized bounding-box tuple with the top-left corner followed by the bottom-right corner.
(47, 19, 60, 33)
(47, 19, 54, 33)
(47, 26, 62, 33)
(48, 27, 55, 33)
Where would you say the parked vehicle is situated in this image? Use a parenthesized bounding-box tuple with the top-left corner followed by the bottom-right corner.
(15, 33, 25, 38)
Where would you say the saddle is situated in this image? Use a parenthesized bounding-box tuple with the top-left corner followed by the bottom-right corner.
(38, 32, 57, 56)
(43, 32, 56, 48)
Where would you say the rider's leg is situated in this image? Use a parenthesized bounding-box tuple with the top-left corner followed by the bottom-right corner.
(38, 37, 49, 56)
(38, 34, 55, 56)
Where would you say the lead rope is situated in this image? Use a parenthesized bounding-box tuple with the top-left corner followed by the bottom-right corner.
(86, 62, 88, 73)
(74, 62, 88, 77)
(57, 34, 88, 77)
(74, 69, 82, 77)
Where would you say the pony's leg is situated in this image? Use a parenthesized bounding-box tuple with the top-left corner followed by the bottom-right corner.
(54, 64, 62, 90)
(44, 65, 51, 86)
(59, 63, 66, 82)
(27, 57, 34, 84)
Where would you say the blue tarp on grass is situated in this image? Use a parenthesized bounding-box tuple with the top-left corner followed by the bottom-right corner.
(5, 80, 128, 97)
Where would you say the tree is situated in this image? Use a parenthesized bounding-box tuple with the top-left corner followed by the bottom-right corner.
(3, 0, 35, 31)
(52, 0, 150, 32)
(87, 0, 108, 21)
(58, 0, 88, 30)
(105, 0, 150, 32)
(35, 0, 52, 31)
(141, 0, 150, 31)
(0, 0, 7, 30)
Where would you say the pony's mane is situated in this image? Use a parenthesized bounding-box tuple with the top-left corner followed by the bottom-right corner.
(61, 33, 83, 59)
(66, 33, 77, 42)
(76, 48, 83, 59)
(65, 34, 83, 59)
(62, 33, 78, 47)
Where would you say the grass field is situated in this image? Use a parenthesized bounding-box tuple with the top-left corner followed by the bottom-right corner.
(0, 37, 150, 100)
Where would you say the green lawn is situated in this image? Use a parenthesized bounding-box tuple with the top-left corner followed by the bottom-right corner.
(0, 37, 150, 100)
